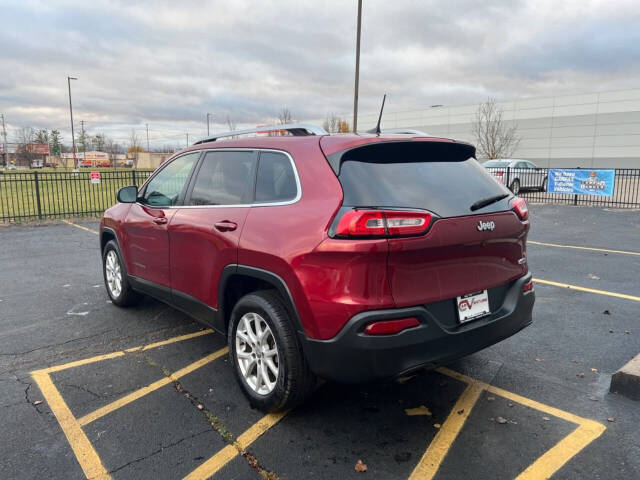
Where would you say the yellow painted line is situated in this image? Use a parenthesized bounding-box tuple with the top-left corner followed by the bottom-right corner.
(529, 240, 640, 256)
(35, 351, 127, 375)
(183, 411, 289, 480)
(533, 278, 640, 302)
(61, 219, 99, 235)
(126, 329, 214, 353)
(408, 381, 484, 480)
(35, 330, 214, 374)
(516, 420, 606, 480)
(32, 371, 110, 480)
(78, 346, 228, 426)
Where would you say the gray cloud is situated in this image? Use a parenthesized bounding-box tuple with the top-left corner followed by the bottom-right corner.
(1, 0, 639, 148)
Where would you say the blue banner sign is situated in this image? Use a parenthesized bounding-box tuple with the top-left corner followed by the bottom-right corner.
(548, 169, 615, 197)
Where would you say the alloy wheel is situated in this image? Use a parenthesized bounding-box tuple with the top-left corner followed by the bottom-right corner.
(105, 250, 122, 298)
(235, 312, 280, 395)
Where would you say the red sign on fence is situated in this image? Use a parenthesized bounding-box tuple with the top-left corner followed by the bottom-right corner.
(90, 171, 101, 184)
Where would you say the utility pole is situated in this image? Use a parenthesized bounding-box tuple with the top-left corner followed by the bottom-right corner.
(206, 113, 212, 136)
(67, 76, 77, 168)
(186, 133, 189, 147)
(146, 123, 150, 152)
(0, 114, 7, 168)
(352, 0, 362, 133)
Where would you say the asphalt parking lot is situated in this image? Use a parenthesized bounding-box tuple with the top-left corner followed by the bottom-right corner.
(1, 204, 639, 480)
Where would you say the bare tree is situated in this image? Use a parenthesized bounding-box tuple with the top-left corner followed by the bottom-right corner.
(277, 107, 293, 125)
(92, 133, 106, 152)
(104, 137, 122, 166)
(14, 126, 36, 166)
(128, 129, 141, 167)
(472, 98, 520, 159)
(323, 113, 349, 133)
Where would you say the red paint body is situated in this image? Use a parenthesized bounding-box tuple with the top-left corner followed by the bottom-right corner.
(101, 134, 530, 342)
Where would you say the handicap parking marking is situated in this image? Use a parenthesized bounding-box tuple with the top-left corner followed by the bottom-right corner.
(528, 240, 640, 256)
(533, 278, 640, 302)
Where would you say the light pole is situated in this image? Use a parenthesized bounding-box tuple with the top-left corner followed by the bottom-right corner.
(67, 76, 77, 168)
(352, 0, 362, 133)
(206, 113, 212, 136)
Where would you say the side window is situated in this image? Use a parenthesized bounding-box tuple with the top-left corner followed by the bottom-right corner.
(189, 151, 255, 206)
(255, 152, 298, 203)
(141, 153, 199, 207)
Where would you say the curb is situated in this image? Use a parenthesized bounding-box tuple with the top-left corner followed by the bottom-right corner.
(610, 354, 640, 401)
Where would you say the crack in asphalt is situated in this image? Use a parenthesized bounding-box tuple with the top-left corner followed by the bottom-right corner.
(14, 376, 45, 414)
(141, 354, 281, 480)
(107, 428, 211, 475)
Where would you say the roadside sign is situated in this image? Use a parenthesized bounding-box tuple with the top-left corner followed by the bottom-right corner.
(90, 171, 101, 184)
(548, 169, 615, 196)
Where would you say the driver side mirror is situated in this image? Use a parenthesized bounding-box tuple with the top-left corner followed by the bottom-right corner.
(117, 185, 138, 203)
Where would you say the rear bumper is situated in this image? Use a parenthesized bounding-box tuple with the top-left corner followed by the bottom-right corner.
(303, 273, 534, 383)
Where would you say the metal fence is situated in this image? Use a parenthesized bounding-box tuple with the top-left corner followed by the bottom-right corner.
(486, 167, 640, 209)
(0, 170, 154, 222)
(1, 166, 638, 223)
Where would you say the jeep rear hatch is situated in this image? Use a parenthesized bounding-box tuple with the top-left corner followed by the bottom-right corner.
(330, 140, 529, 309)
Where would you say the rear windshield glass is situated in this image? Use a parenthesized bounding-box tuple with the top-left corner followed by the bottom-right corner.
(483, 160, 511, 167)
(338, 142, 510, 217)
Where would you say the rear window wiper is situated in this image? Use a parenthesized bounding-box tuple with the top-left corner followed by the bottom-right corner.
(470, 193, 509, 212)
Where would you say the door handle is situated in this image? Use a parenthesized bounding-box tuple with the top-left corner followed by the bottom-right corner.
(153, 217, 168, 225)
(214, 221, 237, 232)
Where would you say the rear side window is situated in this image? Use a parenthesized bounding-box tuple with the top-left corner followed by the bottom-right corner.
(255, 152, 298, 203)
(189, 151, 255, 206)
(338, 142, 510, 218)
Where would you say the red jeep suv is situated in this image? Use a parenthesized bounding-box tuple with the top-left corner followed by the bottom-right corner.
(100, 124, 534, 412)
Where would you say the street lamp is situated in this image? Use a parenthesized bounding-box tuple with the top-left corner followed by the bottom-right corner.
(206, 113, 212, 136)
(67, 76, 77, 168)
(352, 0, 362, 133)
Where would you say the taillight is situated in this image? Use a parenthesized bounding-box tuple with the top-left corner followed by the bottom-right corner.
(335, 210, 432, 238)
(512, 197, 529, 221)
(523, 280, 534, 292)
(364, 317, 420, 335)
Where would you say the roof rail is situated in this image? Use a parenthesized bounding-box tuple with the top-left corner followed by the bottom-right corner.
(364, 127, 431, 136)
(194, 123, 328, 145)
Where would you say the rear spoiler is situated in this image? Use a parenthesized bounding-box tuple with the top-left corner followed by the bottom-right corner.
(324, 140, 476, 175)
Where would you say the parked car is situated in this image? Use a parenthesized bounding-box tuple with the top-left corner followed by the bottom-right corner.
(483, 159, 547, 194)
(100, 125, 535, 412)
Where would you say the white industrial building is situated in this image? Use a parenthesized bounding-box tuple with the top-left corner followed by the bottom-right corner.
(336, 88, 640, 169)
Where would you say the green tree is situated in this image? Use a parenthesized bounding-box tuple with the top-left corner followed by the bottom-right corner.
(49, 130, 63, 156)
(76, 130, 90, 153)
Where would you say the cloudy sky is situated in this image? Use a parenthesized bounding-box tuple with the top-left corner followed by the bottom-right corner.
(1, 0, 639, 149)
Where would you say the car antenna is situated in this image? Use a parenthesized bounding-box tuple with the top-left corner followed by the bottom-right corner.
(374, 93, 386, 135)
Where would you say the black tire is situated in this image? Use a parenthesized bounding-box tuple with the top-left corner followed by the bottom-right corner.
(102, 240, 141, 307)
(510, 179, 521, 195)
(228, 290, 316, 412)
(540, 176, 548, 192)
